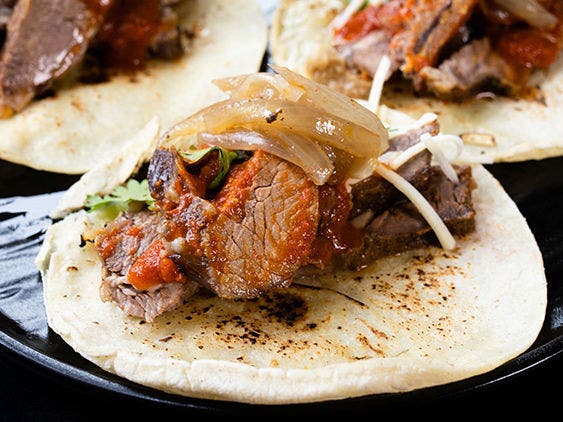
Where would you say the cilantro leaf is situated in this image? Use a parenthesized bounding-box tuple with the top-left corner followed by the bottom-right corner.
(179, 146, 239, 190)
(85, 179, 155, 219)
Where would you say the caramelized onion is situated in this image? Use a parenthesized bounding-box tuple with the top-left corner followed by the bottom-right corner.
(199, 128, 334, 185)
(493, 0, 558, 30)
(272, 65, 388, 143)
(213, 73, 304, 101)
(164, 67, 388, 184)
(167, 99, 384, 158)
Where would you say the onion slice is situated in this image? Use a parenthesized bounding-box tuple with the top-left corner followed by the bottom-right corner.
(271, 65, 388, 146)
(330, 0, 366, 30)
(372, 161, 456, 251)
(213, 73, 304, 102)
(366, 55, 391, 113)
(420, 134, 459, 183)
(493, 0, 558, 30)
(199, 128, 334, 185)
(166, 98, 385, 158)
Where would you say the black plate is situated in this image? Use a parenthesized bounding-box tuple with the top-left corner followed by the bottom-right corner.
(0, 1, 562, 411)
(1, 153, 562, 416)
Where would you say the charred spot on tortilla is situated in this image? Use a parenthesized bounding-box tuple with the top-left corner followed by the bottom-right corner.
(0, 0, 195, 117)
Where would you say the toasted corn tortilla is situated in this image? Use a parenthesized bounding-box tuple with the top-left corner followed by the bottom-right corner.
(270, 0, 563, 164)
(36, 123, 546, 404)
(0, 0, 267, 174)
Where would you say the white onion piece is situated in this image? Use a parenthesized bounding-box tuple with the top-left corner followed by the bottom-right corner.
(213, 73, 304, 102)
(366, 55, 391, 113)
(388, 142, 427, 169)
(391, 112, 438, 138)
(166, 99, 385, 158)
(330, 0, 366, 30)
(373, 162, 456, 251)
(421, 134, 459, 184)
(493, 0, 558, 30)
(428, 134, 464, 162)
(199, 129, 334, 185)
(272, 65, 389, 147)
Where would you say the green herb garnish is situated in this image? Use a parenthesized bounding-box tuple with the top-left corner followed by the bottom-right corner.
(85, 179, 154, 219)
(179, 146, 239, 190)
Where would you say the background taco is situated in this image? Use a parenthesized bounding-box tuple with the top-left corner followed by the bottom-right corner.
(270, 0, 563, 163)
(0, 0, 267, 173)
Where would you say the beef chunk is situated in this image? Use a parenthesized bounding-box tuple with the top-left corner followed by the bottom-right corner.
(96, 211, 162, 276)
(100, 276, 199, 323)
(416, 38, 520, 100)
(350, 119, 439, 218)
(399, 0, 479, 76)
(162, 150, 320, 299)
(0, 0, 109, 117)
(341, 166, 475, 270)
(96, 210, 199, 322)
(350, 150, 432, 218)
(335, 30, 400, 79)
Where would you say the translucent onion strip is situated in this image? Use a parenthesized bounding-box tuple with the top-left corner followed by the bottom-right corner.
(199, 128, 334, 185)
(367, 55, 391, 113)
(272, 65, 388, 145)
(421, 133, 463, 183)
(373, 161, 457, 251)
(213, 73, 304, 102)
(166, 99, 384, 158)
(493, 0, 558, 30)
(330, 0, 366, 30)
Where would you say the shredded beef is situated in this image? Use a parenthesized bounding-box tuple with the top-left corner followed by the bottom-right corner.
(340, 166, 475, 270)
(416, 38, 520, 100)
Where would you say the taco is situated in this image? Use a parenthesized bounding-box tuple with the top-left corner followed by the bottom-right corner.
(0, 0, 267, 173)
(270, 0, 563, 163)
(36, 67, 546, 404)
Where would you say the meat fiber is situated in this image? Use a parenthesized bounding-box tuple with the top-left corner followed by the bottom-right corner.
(416, 38, 520, 100)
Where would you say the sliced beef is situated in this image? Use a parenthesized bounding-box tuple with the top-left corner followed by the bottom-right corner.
(350, 119, 439, 218)
(335, 31, 400, 79)
(416, 38, 520, 100)
(387, 117, 440, 151)
(96, 211, 162, 276)
(333, 0, 478, 81)
(164, 150, 320, 299)
(95, 210, 199, 322)
(340, 166, 475, 270)
(97, 148, 320, 321)
(399, 0, 479, 76)
(100, 276, 199, 322)
(0, 0, 111, 116)
(350, 150, 431, 219)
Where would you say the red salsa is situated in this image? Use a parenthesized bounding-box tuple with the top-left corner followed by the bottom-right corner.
(128, 239, 187, 290)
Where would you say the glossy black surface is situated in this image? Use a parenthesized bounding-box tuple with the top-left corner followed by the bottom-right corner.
(0, 153, 562, 417)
